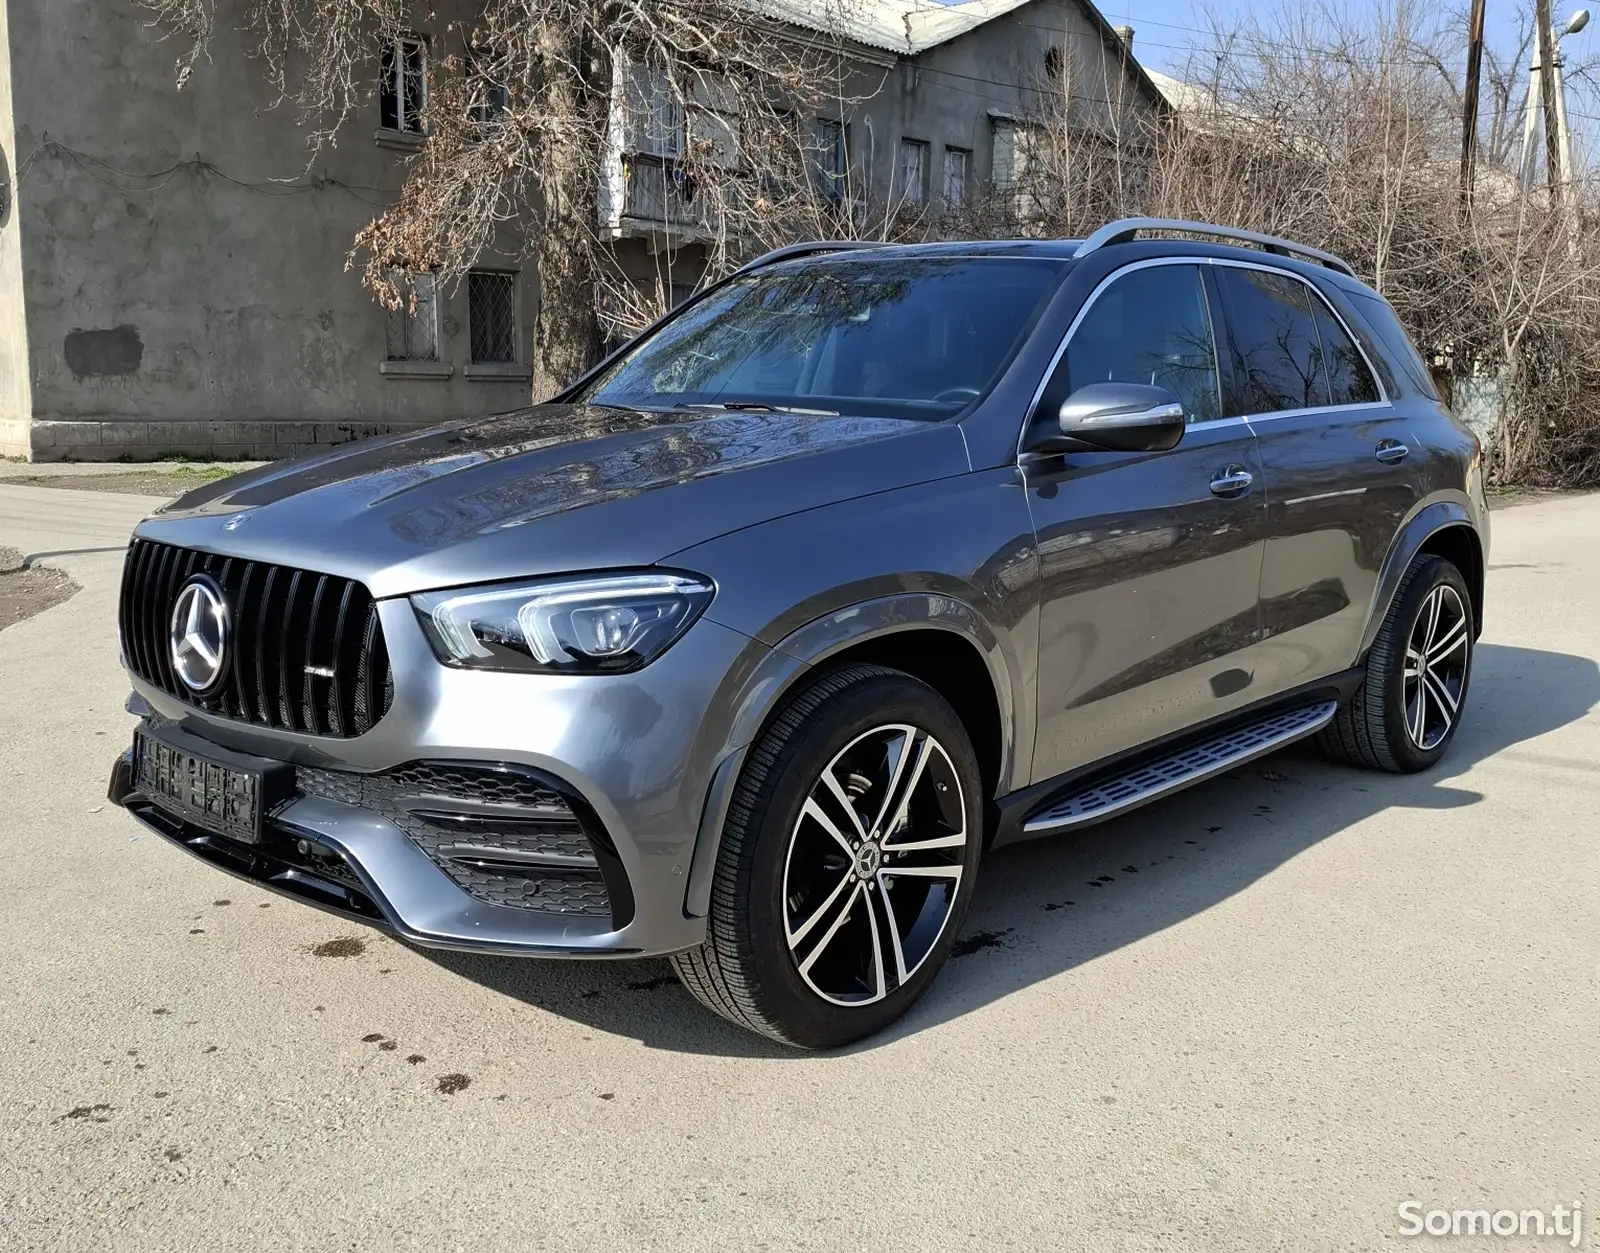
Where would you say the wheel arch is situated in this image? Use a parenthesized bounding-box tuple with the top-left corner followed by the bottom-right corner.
(752, 597, 1022, 798)
(1360, 499, 1486, 657)
(683, 595, 1025, 918)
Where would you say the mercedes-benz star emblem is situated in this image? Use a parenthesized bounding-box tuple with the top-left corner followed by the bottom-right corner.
(169, 575, 230, 693)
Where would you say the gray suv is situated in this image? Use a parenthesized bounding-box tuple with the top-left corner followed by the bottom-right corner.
(108, 218, 1489, 1048)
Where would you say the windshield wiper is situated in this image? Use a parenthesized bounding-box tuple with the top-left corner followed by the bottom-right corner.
(675, 401, 840, 417)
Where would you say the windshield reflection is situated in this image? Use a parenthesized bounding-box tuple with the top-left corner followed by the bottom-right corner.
(582, 256, 1064, 421)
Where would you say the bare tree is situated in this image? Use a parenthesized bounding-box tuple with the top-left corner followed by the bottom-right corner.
(973, 0, 1600, 485)
(135, 0, 874, 395)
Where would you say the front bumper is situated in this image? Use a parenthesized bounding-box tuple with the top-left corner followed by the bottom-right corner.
(109, 748, 659, 957)
(108, 603, 787, 958)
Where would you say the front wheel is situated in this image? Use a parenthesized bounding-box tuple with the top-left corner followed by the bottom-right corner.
(672, 664, 983, 1048)
(1318, 553, 1474, 773)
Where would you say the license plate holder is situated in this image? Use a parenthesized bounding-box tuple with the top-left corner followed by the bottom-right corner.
(132, 724, 295, 845)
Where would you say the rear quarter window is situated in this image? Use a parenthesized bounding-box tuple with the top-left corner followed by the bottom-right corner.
(1344, 289, 1439, 401)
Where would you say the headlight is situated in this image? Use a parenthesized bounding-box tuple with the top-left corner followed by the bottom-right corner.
(411, 571, 715, 674)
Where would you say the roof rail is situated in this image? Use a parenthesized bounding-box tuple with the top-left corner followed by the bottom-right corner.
(1072, 218, 1358, 278)
(732, 240, 883, 276)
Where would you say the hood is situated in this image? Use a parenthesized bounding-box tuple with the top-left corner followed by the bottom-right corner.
(139, 404, 970, 598)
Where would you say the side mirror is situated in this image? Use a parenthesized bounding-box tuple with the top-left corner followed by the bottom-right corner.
(1028, 382, 1186, 454)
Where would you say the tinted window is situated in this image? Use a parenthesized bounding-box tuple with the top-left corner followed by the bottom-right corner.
(1217, 267, 1330, 414)
(581, 257, 1063, 419)
(1310, 302, 1380, 406)
(1065, 264, 1221, 423)
(1347, 289, 1439, 400)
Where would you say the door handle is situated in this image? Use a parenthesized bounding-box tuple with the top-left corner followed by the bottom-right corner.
(1375, 439, 1409, 464)
(1209, 466, 1254, 498)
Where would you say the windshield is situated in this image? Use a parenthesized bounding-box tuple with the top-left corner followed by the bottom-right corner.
(579, 256, 1065, 420)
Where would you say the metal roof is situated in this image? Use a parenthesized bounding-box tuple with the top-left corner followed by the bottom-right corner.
(752, 0, 1045, 54)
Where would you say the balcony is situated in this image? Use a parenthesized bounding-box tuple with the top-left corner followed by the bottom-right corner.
(600, 154, 726, 246)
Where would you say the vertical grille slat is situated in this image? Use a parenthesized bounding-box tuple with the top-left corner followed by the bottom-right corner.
(255, 567, 278, 725)
(115, 541, 390, 739)
(327, 580, 356, 738)
(138, 542, 166, 686)
(231, 562, 258, 724)
(124, 542, 153, 681)
(215, 558, 235, 718)
(301, 574, 330, 736)
(117, 543, 140, 672)
(150, 544, 181, 693)
(135, 541, 161, 682)
(276, 570, 303, 731)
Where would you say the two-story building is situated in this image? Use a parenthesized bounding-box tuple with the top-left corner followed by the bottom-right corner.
(0, 0, 1165, 461)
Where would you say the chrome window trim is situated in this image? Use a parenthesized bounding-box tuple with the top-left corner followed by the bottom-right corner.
(1015, 255, 1391, 460)
(1186, 415, 1253, 432)
(1244, 400, 1393, 427)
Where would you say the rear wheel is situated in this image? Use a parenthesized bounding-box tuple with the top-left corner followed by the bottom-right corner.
(1318, 554, 1474, 773)
(672, 664, 983, 1048)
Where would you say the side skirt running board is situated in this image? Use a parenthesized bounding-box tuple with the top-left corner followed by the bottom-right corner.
(1021, 700, 1338, 835)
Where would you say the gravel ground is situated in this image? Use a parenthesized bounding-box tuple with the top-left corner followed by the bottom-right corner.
(0, 546, 79, 632)
(0, 467, 239, 498)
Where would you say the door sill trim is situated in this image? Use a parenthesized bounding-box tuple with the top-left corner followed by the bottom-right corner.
(1019, 699, 1338, 836)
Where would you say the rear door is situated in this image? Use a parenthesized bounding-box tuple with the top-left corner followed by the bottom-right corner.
(1211, 262, 1421, 695)
(1025, 260, 1269, 782)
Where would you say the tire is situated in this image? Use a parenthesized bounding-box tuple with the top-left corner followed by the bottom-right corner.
(1318, 554, 1475, 773)
(672, 664, 984, 1049)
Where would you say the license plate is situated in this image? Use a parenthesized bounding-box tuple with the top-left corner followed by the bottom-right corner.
(132, 726, 293, 844)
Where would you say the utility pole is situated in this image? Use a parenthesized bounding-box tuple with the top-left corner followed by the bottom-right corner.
(1460, 0, 1487, 214)
(1550, 30, 1578, 193)
(1535, 0, 1563, 200)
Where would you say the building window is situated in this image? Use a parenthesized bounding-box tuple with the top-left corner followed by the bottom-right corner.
(991, 121, 1027, 187)
(385, 272, 440, 361)
(380, 36, 427, 134)
(811, 118, 847, 200)
(898, 138, 929, 206)
(992, 120, 1039, 216)
(687, 73, 741, 169)
(467, 47, 510, 137)
(468, 270, 518, 365)
(625, 60, 684, 158)
(942, 146, 970, 207)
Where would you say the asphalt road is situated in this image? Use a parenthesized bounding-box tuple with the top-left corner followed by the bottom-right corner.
(1, 485, 1596, 1252)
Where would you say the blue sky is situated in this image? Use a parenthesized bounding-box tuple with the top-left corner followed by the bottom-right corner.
(1095, 0, 1551, 78)
(927, 0, 1589, 81)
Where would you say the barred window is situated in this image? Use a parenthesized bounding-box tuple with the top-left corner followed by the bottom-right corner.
(468, 271, 518, 364)
(385, 272, 440, 362)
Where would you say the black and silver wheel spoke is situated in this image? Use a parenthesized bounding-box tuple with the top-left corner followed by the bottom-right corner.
(782, 723, 969, 1007)
(1402, 583, 1470, 751)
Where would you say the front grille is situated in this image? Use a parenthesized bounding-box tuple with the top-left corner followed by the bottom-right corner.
(297, 761, 628, 924)
(120, 539, 394, 738)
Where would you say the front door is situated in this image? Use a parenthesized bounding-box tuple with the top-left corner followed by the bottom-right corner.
(1025, 261, 1269, 782)
(1208, 262, 1422, 695)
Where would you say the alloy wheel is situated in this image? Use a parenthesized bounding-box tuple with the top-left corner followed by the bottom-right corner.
(781, 724, 969, 1007)
(1403, 583, 1470, 750)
